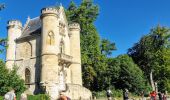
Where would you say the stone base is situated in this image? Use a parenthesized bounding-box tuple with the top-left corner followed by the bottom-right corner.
(36, 83, 92, 100)
(64, 84, 92, 100)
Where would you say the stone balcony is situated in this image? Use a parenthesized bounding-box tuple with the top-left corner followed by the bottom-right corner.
(58, 53, 73, 67)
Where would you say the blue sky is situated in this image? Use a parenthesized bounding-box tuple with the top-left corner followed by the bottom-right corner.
(1, 0, 170, 60)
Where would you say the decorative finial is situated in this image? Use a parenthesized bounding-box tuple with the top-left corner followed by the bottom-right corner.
(25, 16, 30, 24)
(27, 16, 30, 21)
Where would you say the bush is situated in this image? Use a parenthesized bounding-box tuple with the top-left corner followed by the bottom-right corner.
(0, 60, 26, 96)
(0, 96, 3, 100)
(112, 89, 122, 97)
(92, 89, 123, 98)
(27, 94, 50, 100)
(0, 94, 50, 100)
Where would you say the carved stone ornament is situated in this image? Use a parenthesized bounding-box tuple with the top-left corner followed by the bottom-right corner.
(59, 22, 65, 36)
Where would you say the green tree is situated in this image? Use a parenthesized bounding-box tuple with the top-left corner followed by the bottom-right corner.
(0, 60, 26, 96)
(66, 0, 77, 23)
(113, 55, 150, 94)
(128, 26, 170, 92)
(0, 3, 6, 53)
(66, 0, 101, 90)
(100, 39, 116, 56)
(66, 0, 117, 91)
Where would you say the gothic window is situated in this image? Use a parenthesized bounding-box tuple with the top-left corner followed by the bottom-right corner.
(25, 68, 31, 87)
(47, 31, 55, 45)
(22, 42, 32, 58)
(60, 39, 65, 53)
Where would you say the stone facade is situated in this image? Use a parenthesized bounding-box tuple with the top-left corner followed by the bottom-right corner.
(6, 6, 92, 100)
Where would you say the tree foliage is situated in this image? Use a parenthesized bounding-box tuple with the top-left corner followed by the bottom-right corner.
(128, 26, 170, 92)
(0, 3, 6, 53)
(107, 55, 150, 94)
(66, 1, 149, 94)
(0, 60, 26, 96)
(100, 39, 116, 56)
(66, 0, 101, 90)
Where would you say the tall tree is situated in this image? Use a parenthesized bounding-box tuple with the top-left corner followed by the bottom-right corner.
(66, 0, 107, 90)
(128, 26, 170, 92)
(66, 0, 77, 23)
(107, 55, 150, 94)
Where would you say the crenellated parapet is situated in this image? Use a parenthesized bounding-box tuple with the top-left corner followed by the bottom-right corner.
(40, 7, 59, 18)
(69, 23, 80, 31)
(6, 20, 22, 69)
(68, 23, 80, 37)
(7, 20, 22, 29)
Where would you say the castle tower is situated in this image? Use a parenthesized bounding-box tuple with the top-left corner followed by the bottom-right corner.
(40, 7, 60, 97)
(6, 20, 22, 69)
(69, 23, 82, 85)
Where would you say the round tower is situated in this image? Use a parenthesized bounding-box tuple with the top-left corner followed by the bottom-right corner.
(40, 7, 60, 95)
(6, 20, 22, 69)
(69, 23, 82, 85)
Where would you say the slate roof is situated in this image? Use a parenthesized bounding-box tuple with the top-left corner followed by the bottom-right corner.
(19, 17, 41, 39)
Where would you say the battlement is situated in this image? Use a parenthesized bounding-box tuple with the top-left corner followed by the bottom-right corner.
(69, 23, 80, 31)
(7, 20, 22, 29)
(41, 7, 59, 17)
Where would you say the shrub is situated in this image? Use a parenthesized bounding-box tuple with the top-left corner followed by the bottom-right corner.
(28, 94, 50, 100)
(92, 89, 123, 98)
(0, 96, 3, 100)
(0, 60, 26, 96)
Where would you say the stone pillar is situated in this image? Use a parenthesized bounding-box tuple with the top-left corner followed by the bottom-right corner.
(6, 20, 22, 69)
(69, 23, 82, 85)
(40, 7, 60, 95)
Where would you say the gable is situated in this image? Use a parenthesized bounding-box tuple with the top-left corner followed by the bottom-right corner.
(59, 6, 69, 30)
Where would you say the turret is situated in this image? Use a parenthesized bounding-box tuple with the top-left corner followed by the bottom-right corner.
(69, 23, 82, 85)
(6, 20, 22, 69)
(40, 7, 60, 86)
(40, 7, 59, 54)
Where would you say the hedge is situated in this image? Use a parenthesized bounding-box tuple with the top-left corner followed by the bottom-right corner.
(0, 94, 50, 100)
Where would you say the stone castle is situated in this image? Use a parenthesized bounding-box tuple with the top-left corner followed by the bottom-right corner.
(6, 6, 92, 100)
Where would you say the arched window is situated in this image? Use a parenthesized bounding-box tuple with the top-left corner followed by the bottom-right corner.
(60, 39, 65, 53)
(47, 31, 55, 45)
(21, 42, 32, 58)
(25, 68, 31, 87)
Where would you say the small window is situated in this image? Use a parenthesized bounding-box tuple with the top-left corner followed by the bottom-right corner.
(25, 68, 31, 87)
(47, 31, 55, 45)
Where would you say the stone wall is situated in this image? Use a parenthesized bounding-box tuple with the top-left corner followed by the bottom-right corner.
(15, 36, 41, 94)
(64, 84, 92, 100)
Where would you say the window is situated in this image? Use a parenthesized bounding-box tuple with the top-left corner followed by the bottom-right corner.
(47, 31, 55, 45)
(25, 68, 31, 87)
(21, 42, 32, 58)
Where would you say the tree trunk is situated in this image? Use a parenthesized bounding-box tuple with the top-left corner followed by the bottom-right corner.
(150, 71, 155, 91)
